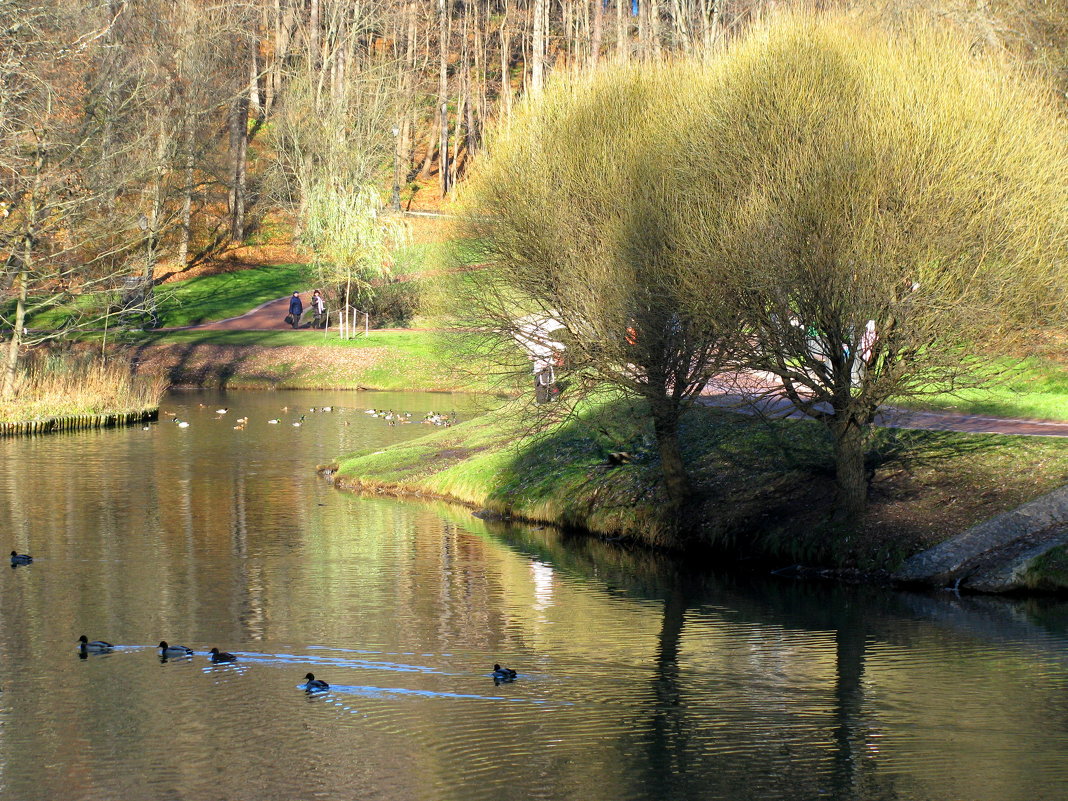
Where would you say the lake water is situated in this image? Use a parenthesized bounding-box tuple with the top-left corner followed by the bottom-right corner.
(0, 389, 1066, 801)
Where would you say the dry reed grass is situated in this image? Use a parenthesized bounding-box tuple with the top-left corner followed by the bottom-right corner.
(0, 353, 167, 422)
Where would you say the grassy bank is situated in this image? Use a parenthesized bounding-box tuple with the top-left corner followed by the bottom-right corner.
(332, 397, 1068, 570)
(890, 355, 1068, 422)
(0, 353, 166, 423)
(117, 329, 505, 393)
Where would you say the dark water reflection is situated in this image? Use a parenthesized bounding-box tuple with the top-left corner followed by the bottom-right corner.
(0, 389, 1066, 801)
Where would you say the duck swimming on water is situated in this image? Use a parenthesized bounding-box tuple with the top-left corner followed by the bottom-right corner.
(492, 664, 518, 682)
(158, 641, 194, 657)
(209, 648, 237, 663)
(78, 635, 114, 654)
(10, 551, 32, 565)
(303, 672, 329, 691)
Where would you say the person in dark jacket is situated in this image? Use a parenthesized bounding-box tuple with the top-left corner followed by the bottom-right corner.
(288, 292, 303, 329)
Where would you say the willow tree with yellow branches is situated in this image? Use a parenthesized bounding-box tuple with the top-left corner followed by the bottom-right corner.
(462, 8, 1068, 540)
(460, 65, 748, 538)
(665, 12, 1068, 524)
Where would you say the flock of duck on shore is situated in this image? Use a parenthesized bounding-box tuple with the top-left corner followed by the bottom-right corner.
(12, 554, 518, 690)
(150, 404, 457, 431)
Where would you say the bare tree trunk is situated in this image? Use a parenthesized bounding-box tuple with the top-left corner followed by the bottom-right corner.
(832, 419, 869, 526)
(649, 0, 661, 58)
(437, 0, 450, 196)
(616, 0, 627, 62)
(638, 0, 647, 58)
(531, 0, 545, 93)
(650, 400, 690, 535)
(499, 0, 512, 118)
(145, 117, 169, 294)
(591, 0, 604, 66)
(177, 112, 195, 266)
(228, 92, 249, 242)
(2, 265, 27, 400)
(249, 37, 262, 121)
(309, 0, 321, 69)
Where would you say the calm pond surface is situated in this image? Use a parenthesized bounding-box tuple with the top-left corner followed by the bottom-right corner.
(1, 389, 1067, 801)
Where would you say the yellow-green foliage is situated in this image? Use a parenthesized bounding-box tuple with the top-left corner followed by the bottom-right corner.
(669, 11, 1068, 347)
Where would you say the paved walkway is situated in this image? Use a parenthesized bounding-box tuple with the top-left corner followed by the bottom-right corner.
(172, 301, 1068, 439)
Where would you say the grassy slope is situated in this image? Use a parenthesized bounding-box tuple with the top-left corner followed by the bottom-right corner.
(154, 263, 312, 327)
(333, 397, 1068, 569)
(26, 263, 313, 330)
(121, 329, 505, 393)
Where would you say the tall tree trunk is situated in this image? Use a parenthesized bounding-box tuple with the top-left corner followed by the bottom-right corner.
(308, 0, 321, 69)
(2, 263, 27, 400)
(591, 0, 604, 66)
(437, 0, 450, 197)
(144, 117, 169, 317)
(832, 419, 869, 525)
(616, 0, 627, 62)
(648, 0, 661, 58)
(499, 0, 512, 118)
(249, 37, 262, 121)
(650, 400, 690, 535)
(177, 112, 195, 266)
(228, 92, 250, 242)
(531, 0, 545, 93)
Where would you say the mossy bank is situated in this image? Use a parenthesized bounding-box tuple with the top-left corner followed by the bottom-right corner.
(331, 397, 1068, 581)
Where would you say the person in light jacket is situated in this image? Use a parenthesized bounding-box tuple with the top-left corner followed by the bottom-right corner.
(311, 289, 326, 329)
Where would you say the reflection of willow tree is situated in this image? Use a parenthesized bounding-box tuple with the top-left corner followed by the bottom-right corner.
(645, 572, 696, 798)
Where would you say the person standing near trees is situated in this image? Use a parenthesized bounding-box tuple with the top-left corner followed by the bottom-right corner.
(288, 292, 303, 329)
(311, 289, 326, 329)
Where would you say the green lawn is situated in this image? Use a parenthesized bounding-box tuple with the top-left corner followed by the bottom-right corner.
(25, 263, 313, 330)
(892, 357, 1068, 422)
(153, 263, 312, 327)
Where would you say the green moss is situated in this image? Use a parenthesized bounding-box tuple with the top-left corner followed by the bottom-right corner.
(1020, 544, 1068, 592)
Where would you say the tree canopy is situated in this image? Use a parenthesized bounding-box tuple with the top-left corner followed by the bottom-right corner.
(463, 9, 1068, 525)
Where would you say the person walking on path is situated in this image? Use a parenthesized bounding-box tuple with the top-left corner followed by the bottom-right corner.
(311, 289, 326, 329)
(288, 292, 303, 329)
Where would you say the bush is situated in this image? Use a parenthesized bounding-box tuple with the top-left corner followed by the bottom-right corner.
(367, 279, 421, 328)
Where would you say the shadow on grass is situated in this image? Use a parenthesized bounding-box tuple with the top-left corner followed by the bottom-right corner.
(126, 338, 304, 389)
(345, 395, 1049, 571)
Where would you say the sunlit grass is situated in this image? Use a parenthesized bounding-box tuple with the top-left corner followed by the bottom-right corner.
(891, 357, 1068, 421)
(335, 395, 1068, 566)
(153, 263, 313, 327)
